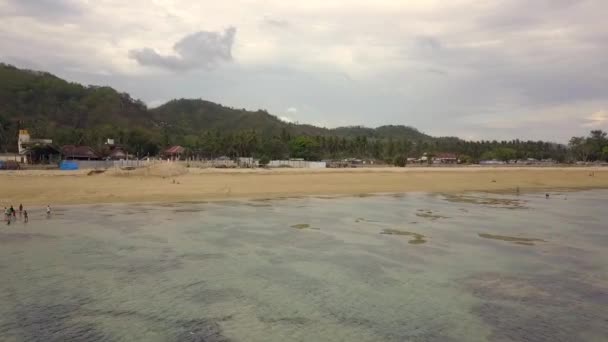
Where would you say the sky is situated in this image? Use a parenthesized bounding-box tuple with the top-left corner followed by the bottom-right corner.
(1, 0, 607, 142)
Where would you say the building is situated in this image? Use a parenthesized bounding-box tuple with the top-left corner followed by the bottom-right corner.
(107, 147, 129, 160)
(62, 145, 101, 160)
(102, 138, 128, 160)
(17, 129, 59, 164)
(434, 153, 458, 164)
(163, 146, 185, 160)
(21, 145, 62, 164)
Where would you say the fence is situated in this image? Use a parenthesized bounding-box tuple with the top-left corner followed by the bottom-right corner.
(268, 160, 327, 168)
(185, 159, 238, 168)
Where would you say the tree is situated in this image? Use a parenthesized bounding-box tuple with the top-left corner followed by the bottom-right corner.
(602, 146, 608, 161)
(261, 137, 288, 159)
(588, 130, 607, 160)
(259, 155, 270, 166)
(289, 136, 321, 160)
(0, 115, 15, 152)
(493, 147, 517, 162)
(459, 155, 473, 164)
(392, 155, 407, 167)
(384, 137, 395, 161)
(480, 151, 495, 160)
(569, 136, 592, 161)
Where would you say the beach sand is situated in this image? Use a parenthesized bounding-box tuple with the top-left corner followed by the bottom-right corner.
(1, 166, 607, 205)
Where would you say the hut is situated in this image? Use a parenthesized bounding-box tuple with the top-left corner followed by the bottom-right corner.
(163, 145, 185, 160)
(61, 145, 101, 160)
(434, 153, 458, 164)
(21, 144, 62, 164)
(107, 146, 129, 160)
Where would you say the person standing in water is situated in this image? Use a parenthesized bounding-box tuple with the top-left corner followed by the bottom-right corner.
(46, 205, 51, 217)
(23, 209, 28, 223)
(5, 207, 11, 225)
(9, 205, 15, 221)
(19, 203, 23, 217)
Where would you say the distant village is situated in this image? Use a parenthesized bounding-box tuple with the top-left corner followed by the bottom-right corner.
(0, 129, 561, 170)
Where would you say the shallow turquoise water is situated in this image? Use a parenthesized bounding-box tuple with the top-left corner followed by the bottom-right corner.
(1, 190, 607, 341)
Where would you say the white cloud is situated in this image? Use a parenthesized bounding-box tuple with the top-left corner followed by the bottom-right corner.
(147, 99, 167, 108)
(582, 110, 608, 128)
(279, 116, 294, 123)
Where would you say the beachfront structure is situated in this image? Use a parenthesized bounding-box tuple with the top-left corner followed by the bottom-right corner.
(479, 160, 506, 165)
(268, 160, 327, 168)
(16, 129, 60, 164)
(103, 139, 130, 160)
(163, 146, 185, 160)
(62, 145, 101, 160)
(21, 145, 62, 164)
(108, 148, 127, 160)
(433, 153, 458, 164)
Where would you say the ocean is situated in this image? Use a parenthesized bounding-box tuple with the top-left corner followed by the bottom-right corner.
(1, 190, 607, 341)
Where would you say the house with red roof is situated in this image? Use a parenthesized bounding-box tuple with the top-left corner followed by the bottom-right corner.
(163, 145, 185, 160)
(433, 153, 458, 164)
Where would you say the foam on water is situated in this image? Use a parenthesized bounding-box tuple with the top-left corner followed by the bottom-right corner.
(1, 190, 607, 341)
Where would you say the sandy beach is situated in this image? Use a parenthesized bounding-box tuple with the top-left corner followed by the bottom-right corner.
(1, 166, 607, 205)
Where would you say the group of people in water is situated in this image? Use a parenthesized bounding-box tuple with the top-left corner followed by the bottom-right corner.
(4, 204, 51, 225)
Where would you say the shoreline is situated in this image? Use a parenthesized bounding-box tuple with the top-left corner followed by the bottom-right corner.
(1, 167, 607, 205)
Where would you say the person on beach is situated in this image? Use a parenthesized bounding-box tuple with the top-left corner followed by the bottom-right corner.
(5, 207, 11, 225)
(9, 205, 15, 220)
(11, 205, 16, 219)
(46, 205, 51, 217)
(23, 209, 28, 223)
(19, 203, 23, 216)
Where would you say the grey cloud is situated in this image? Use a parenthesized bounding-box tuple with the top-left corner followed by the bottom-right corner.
(4, 1, 607, 142)
(476, 0, 584, 31)
(425, 68, 448, 76)
(414, 35, 442, 51)
(261, 16, 290, 29)
(3, 0, 84, 19)
(129, 27, 236, 71)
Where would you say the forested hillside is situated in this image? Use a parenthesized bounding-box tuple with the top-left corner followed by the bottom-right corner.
(1, 63, 606, 163)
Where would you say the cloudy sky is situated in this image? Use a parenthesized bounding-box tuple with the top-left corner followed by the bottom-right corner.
(1, 0, 607, 141)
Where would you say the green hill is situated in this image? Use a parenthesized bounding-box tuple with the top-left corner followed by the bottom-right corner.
(0, 63, 437, 150)
(0, 63, 571, 162)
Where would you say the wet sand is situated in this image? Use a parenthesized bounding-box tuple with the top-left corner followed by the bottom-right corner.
(1, 166, 607, 205)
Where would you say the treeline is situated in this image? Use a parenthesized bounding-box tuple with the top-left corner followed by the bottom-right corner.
(167, 130, 575, 163)
(7, 123, 597, 164)
(1, 63, 607, 164)
(568, 130, 608, 162)
(2, 101, 606, 164)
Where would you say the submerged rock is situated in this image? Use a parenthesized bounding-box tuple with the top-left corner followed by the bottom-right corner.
(443, 194, 528, 209)
(415, 209, 449, 221)
(380, 229, 427, 244)
(478, 233, 545, 245)
(290, 224, 319, 230)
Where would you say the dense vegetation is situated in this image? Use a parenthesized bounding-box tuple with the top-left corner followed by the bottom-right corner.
(1, 63, 606, 163)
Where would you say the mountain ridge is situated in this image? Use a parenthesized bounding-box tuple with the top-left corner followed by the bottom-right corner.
(0, 63, 433, 144)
